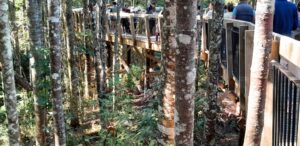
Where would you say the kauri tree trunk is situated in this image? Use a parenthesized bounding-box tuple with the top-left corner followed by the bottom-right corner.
(97, 0, 107, 103)
(204, 1, 224, 145)
(65, 0, 80, 128)
(48, 0, 66, 145)
(174, 0, 197, 145)
(243, 0, 274, 145)
(158, 0, 176, 145)
(0, 0, 20, 145)
(28, 0, 47, 145)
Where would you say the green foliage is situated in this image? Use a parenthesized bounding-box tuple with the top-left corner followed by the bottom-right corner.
(194, 61, 208, 145)
(122, 65, 142, 89)
(98, 65, 158, 145)
(0, 48, 52, 144)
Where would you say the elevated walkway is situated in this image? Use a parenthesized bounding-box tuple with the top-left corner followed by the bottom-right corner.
(73, 8, 300, 145)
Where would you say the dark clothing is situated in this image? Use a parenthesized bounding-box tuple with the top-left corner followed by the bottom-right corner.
(121, 18, 130, 33)
(146, 5, 155, 14)
(273, 0, 298, 36)
(146, 5, 156, 35)
(232, 2, 254, 23)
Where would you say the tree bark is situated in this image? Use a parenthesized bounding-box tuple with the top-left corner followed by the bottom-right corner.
(87, 1, 96, 101)
(174, 0, 197, 145)
(0, 0, 20, 145)
(48, 0, 66, 145)
(97, 0, 108, 105)
(82, 0, 91, 99)
(243, 0, 274, 145)
(65, 0, 80, 128)
(112, 0, 121, 111)
(27, 0, 47, 145)
(9, 0, 22, 75)
(158, 0, 176, 145)
(204, 1, 224, 145)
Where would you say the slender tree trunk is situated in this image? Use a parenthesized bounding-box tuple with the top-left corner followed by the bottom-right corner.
(42, 0, 48, 48)
(82, 0, 90, 99)
(28, 0, 47, 145)
(0, 0, 20, 145)
(87, 2, 96, 101)
(112, 0, 121, 111)
(97, 0, 108, 121)
(91, 1, 103, 104)
(158, 0, 176, 145)
(204, 1, 224, 145)
(48, 0, 66, 145)
(243, 0, 274, 145)
(174, 0, 197, 145)
(98, 0, 108, 96)
(9, 0, 22, 75)
(65, 0, 80, 128)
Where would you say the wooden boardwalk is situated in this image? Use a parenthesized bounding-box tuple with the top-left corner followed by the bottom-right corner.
(73, 8, 300, 146)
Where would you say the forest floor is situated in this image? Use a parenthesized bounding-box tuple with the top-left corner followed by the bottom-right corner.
(215, 90, 243, 146)
(71, 90, 243, 146)
(194, 87, 243, 146)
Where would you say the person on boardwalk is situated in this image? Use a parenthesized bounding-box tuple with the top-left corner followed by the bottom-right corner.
(224, 3, 234, 19)
(294, 2, 300, 40)
(121, 4, 130, 33)
(147, 2, 156, 35)
(110, 1, 118, 13)
(110, 1, 118, 31)
(273, 0, 298, 36)
(203, 3, 213, 20)
(232, 0, 255, 23)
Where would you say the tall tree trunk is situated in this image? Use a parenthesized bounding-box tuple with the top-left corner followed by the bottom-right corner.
(9, 0, 22, 75)
(65, 0, 80, 128)
(0, 0, 20, 145)
(28, 0, 47, 145)
(48, 0, 66, 145)
(82, 0, 90, 99)
(87, 2, 96, 102)
(204, 1, 224, 145)
(174, 0, 197, 145)
(158, 0, 176, 145)
(97, 0, 108, 121)
(112, 0, 121, 111)
(243, 0, 274, 145)
(42, 0, 48, 48)
(91, 2, 102, 101)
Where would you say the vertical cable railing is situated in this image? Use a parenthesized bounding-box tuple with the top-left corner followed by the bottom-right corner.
(273, 62, 300, 146)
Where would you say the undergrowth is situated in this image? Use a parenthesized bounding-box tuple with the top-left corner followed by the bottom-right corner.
(97, 65, 159, 145)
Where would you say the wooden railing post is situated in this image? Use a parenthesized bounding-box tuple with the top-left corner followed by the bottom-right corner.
(129, 15, 136, 44)
(244, 30, 254, 113)
(73, 12, 77, 31)
(207, 19, 212, 51)
(270, 37, 280, 61)
(225, 22, 234, 91)
(81, 12, 85, 32)
(118, 18, 123, 43)
(239, 25, 248, 115)
(105, 13, 110, 35)
(158, 16, 163, 43)
(201, 20, 208, 61)
(144, 15, 151, 49)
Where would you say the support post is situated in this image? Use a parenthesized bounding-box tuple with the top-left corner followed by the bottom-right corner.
(144, 15, 151, 49)
(225, 22, 234, 91)
(239, 25, 248, 115)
